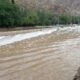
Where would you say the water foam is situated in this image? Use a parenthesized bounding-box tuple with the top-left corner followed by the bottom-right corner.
(0, 25, 80, 46)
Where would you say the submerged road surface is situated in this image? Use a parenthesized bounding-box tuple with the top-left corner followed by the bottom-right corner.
(0, 26, 80, 80)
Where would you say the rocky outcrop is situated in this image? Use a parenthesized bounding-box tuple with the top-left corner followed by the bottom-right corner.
(73, 68, 80, 80)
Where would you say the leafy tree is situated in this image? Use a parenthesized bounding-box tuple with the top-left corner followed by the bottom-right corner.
(0, 1, 22, 27)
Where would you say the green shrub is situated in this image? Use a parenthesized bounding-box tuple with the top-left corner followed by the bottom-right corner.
(59, 16, 72, 24)
(37, 11, 53, 25)
(0, 0, 80, 28)
(72, 16, 80, 24)
(21, 10, 39, 26)
(0, 1, 23, 27)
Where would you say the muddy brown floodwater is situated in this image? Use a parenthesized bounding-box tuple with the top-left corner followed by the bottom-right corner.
(0, 26, 80, 80)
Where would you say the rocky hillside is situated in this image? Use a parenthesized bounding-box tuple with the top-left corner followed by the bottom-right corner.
(16, 0, 80, 15)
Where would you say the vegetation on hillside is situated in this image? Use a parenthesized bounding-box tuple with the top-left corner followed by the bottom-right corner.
(0, 0, 80, 27)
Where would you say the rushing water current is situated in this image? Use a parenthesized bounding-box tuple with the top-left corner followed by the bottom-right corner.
(0, 25, 80, 80)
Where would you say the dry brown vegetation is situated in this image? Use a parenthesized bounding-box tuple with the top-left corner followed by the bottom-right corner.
(16, 0, 80, 15)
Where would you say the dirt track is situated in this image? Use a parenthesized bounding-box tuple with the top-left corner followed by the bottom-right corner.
(0, 26, 80, 80)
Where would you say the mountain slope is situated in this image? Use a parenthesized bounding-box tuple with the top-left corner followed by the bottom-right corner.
(16, 0, 80, 15)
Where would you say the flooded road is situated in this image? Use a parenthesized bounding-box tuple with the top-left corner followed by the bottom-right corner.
(0, 26, 80, 80)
